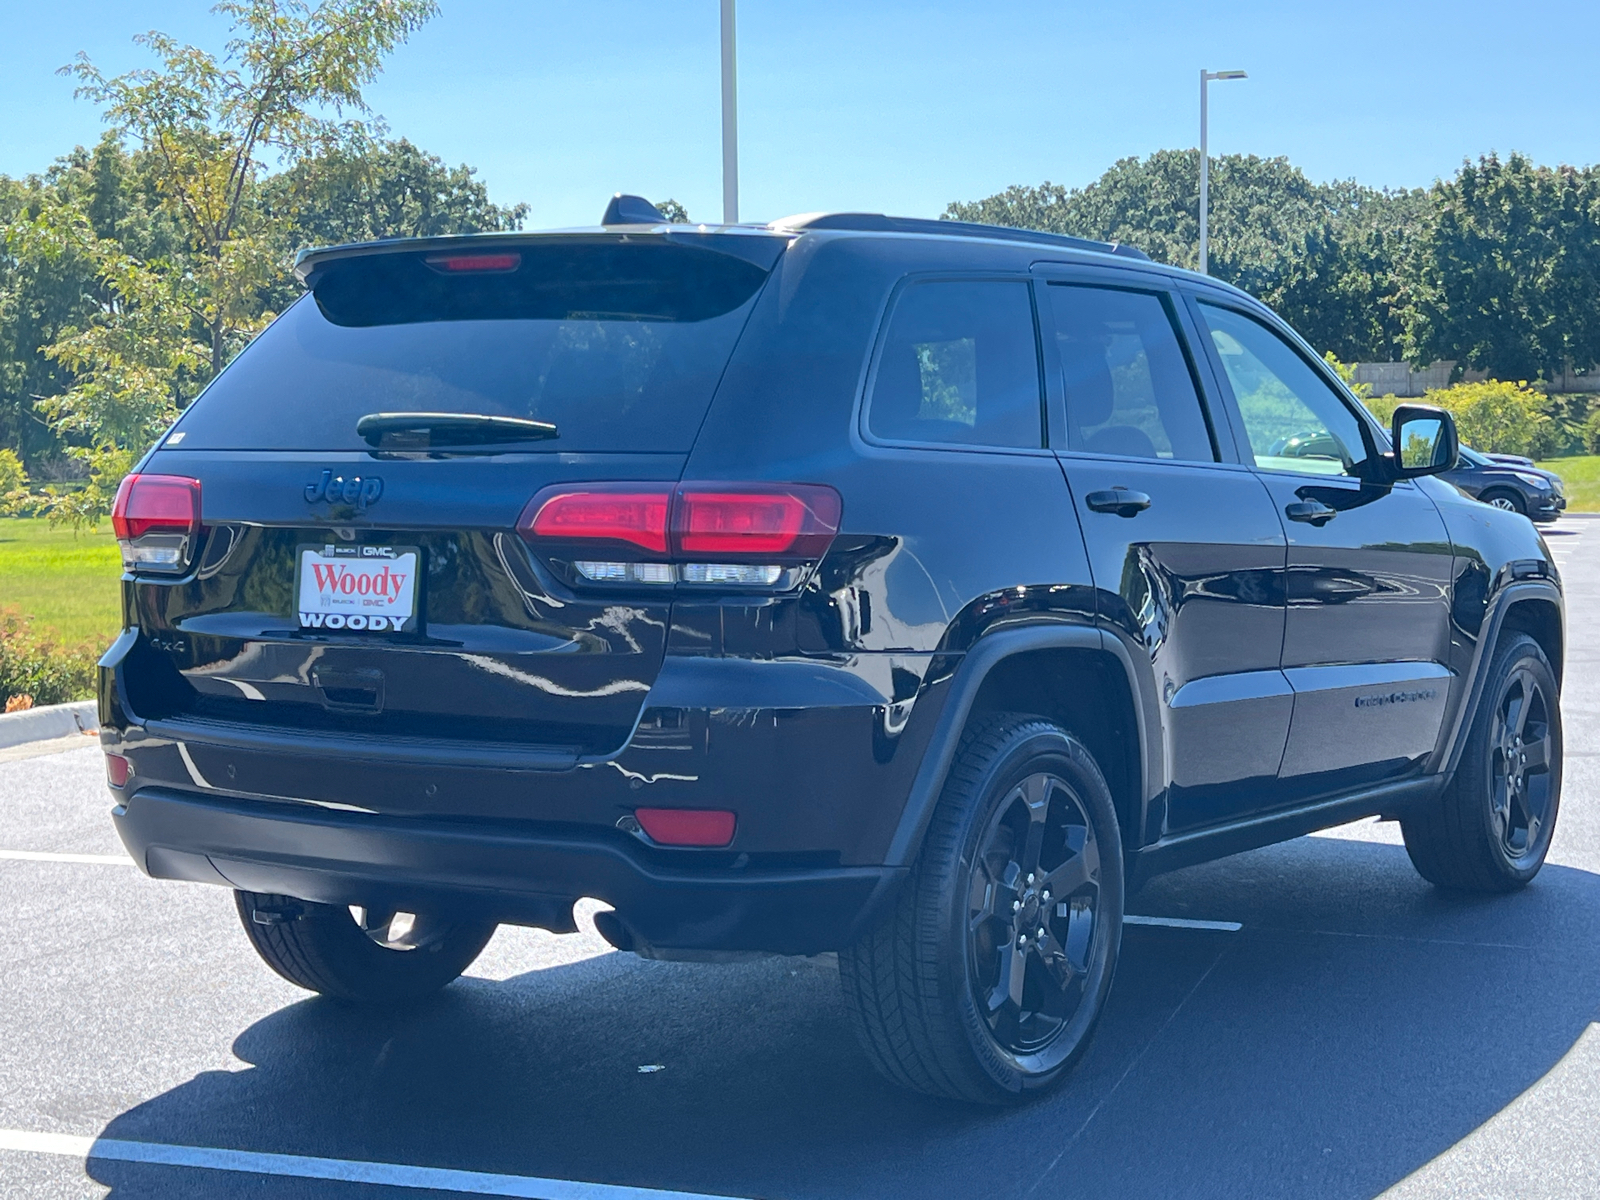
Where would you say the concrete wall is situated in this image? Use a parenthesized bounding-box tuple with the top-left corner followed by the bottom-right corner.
(1352, 361, 1600, 396)
(1350, 361, 1456, 397)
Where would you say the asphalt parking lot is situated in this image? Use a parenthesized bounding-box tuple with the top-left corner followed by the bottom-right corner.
(2, 515, 1597, 1200)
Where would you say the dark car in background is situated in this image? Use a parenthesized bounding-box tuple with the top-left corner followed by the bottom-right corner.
(100, 203, 1565, 1105)
(1441, 445, 1566, 521)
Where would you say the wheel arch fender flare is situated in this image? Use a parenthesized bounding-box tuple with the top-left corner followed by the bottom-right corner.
(884, 624, 1158, 869)
(1435, 578, 1564, 778)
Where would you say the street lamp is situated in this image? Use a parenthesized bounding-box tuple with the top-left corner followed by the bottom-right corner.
(1198, 68, 1246, 275)
(721, 0, 738, 224)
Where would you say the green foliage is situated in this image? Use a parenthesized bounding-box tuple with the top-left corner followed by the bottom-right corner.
(1406, 153, 1600, 383)
(1323, 352, 1371, 399)
(1417, 380, 1550, 457)
(946, 151, 1423, 361)
(0, 608, 99, 706)
(0, 448, 23, 495)
(0, 448, 29, 520)
(8, 0, 439, 526)
(266, 137, 526, 255)
(655, 198, 690, 223)
(1582, 408, 1600, 455)
(1361, 392, 1405, 428)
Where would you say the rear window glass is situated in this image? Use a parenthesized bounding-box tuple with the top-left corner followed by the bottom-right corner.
(867, 279, 1044, 449)
(170, 241, 772, 453)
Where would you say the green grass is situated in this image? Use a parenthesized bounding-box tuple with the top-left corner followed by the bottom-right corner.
(0, 517, 122, 649)
(1534, 455, 1600, 512)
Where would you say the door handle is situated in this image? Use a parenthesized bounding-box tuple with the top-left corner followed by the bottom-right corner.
(1285, 500, 1337, 526)
(1084, 489, 1152, 517)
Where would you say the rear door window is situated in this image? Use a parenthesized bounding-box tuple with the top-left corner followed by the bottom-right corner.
(169, 240, 773, 453)
(866, 279, 1044, 449)
(1047, 284, 1216, 462)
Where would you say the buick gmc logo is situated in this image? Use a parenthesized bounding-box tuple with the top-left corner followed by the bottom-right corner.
(305, 470, 383, 510)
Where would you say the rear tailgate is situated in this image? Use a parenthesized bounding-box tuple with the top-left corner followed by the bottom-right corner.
(115, 232, 785, 760)
(125, 450, 683, 756)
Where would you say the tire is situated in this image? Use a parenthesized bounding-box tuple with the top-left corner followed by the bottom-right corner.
(1481, 489, 1526, 516)
(840, 714, 1123, 1104)
(1401, 633, 1562, 892)
(234, 891, 496, 1004)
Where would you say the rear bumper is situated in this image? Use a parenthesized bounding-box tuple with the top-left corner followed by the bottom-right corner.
(112, 786, 904, 955)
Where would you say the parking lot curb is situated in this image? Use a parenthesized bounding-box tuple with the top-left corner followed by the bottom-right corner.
(0, 701, 98, 751)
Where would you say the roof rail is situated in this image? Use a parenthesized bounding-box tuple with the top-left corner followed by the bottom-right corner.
(767, 212, 1151, 261)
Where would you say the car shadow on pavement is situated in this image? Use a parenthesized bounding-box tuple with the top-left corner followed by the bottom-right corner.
(88, 833, 1600, 1200)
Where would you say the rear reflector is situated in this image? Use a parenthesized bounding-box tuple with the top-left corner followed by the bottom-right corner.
(522, 487, 671, 554)
(424, 252, 522, 274)
(111, 474, 202, 541)
(105, 753, 131, 788)
(634, 807, 737, 847)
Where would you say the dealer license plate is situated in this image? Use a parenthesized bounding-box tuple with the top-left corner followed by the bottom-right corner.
(296, 545, 418, 633)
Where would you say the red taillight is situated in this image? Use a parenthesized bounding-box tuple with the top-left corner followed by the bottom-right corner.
(518, 481, 842, 589)
(521, 487, 672, 554)
(105, 753, 131, 788)
(424, 252, 521, 274)
(111, 474, 201, 540)
(674, 487, 840, 556)
(634, 807, 736, 847)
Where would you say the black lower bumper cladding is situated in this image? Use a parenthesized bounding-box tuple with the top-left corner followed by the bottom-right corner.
(113, 787, 903, 955)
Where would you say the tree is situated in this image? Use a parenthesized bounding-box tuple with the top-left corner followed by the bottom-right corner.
(0, 134, 179, 472)
(267, 137, 527, 252)
(655, 198, 690, 223)
(24, 0, 438, 524)
(945, 151, 1423, 362)
(1405, 153, 1600, 381)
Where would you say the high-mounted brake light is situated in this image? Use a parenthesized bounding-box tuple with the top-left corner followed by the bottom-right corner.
(112, 473, 202, 573)
(517, 482, 842, 590)
(424, 252, 522, 274)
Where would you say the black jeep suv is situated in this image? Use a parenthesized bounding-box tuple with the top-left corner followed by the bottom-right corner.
(102, 204, 1564, 1105)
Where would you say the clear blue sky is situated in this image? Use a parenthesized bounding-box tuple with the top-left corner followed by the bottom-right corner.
(3, 0, 1597, 228)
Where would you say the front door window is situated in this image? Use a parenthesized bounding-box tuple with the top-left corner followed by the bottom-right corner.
(1196, 302, 1371, 478)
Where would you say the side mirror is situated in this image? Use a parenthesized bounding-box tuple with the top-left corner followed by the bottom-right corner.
(1389, 404, 1459, 478)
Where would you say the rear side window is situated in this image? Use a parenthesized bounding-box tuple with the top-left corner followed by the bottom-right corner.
(1048, 284, 1215, 462)
(867, 279, 1043, 449)
(169, 241, 772, 453)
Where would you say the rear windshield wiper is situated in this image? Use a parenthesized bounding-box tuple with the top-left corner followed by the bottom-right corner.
(356, 412, 558, 449)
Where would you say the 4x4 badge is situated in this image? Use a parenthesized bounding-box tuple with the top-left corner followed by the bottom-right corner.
(305, 470, 383, 510)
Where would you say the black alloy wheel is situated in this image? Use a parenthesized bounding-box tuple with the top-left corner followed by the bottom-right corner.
(967, 770, 1103, 1063)
(1402, 633, 1562, 892)
(1486, 663, 1555, 867)
(840, 715, 1123, 1103)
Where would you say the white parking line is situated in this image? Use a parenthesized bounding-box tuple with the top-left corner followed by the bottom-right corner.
(1124, 914, 1242, 932)
(0, 850, 132, 866)
(0, 1128, 749, 1199)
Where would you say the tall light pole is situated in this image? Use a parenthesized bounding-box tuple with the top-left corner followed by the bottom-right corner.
(1198, 68, 1246, 274)
(721, 0, 739, 224)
